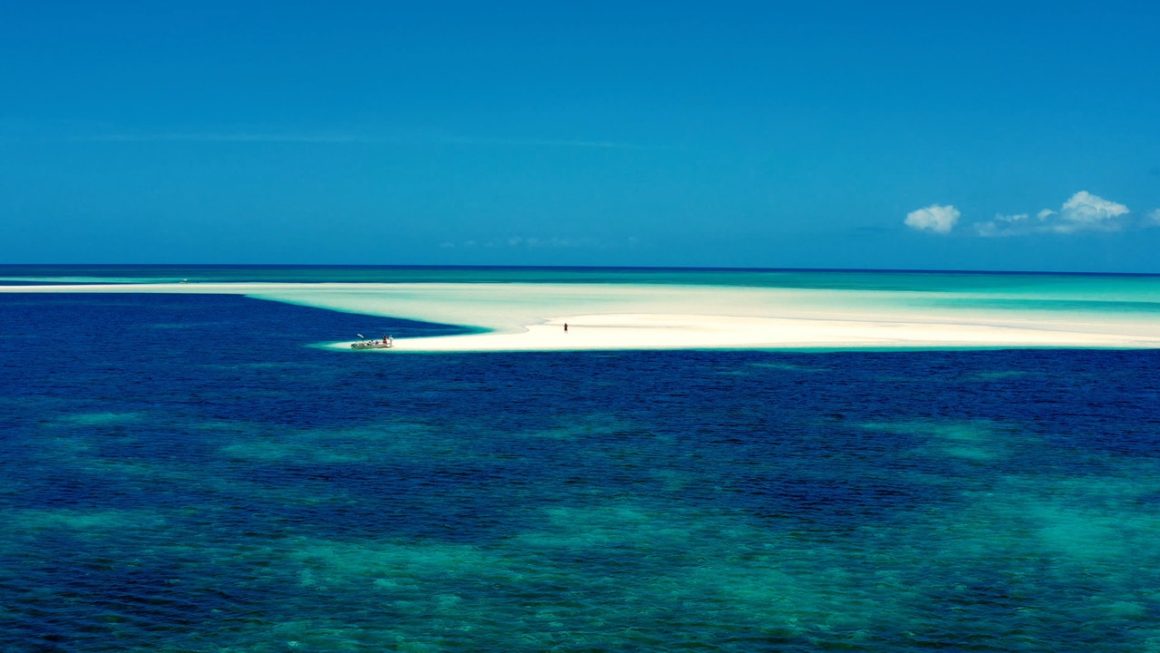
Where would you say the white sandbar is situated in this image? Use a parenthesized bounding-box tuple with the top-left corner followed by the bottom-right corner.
(3, 281, 1159, 352)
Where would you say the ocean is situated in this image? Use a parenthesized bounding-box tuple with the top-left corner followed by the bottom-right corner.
(2, 266, 1159, 651)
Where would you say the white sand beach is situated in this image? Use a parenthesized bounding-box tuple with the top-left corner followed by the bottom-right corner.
(279, 282, 1160, 353)
(3, 281, 1160, 351)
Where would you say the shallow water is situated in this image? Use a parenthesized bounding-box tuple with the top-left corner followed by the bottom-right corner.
(3, 263, 1160, 296)
(2, 287, 1160, 651)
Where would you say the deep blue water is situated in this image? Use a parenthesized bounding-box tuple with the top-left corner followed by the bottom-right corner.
(2, 292, 1159, 651)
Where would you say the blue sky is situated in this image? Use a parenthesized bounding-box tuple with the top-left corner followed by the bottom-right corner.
(2, 1, 1159, 271)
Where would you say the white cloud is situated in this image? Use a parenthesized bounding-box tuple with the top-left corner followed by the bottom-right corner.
(904, 204, 960, 234)
(504, 236, 598, 249)
(444, 235, 638, 250)
(974, 213, 1029, 237)
(1056, 191, 1129, 232)
(1145, 209, 1160, 227)
(974, 191, 1130, 237)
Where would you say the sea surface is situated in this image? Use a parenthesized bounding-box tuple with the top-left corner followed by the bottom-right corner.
(2, 267, 1159, 651)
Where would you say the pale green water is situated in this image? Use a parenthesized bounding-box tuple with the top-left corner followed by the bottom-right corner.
(3, 264, 1160, 299)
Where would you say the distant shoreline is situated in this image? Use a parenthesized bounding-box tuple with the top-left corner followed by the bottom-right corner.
(1, 263, 1159, 277)
(5, 279, 1159, 353)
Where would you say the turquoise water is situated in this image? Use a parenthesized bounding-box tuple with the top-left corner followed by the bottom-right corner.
(3, 264, 1159, 295)
(2, 269, 1160, 651)
(6, 265, 1160, 329)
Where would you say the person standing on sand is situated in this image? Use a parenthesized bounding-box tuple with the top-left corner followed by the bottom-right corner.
(564, 323, 568, 333)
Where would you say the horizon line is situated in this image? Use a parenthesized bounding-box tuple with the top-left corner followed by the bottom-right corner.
(1, 263, 1158, 277)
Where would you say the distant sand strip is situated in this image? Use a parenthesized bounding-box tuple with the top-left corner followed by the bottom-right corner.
(3, 282, 1160, 351)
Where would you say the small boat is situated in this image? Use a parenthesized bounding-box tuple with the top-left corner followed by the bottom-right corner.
(351, 334, 393, 350)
